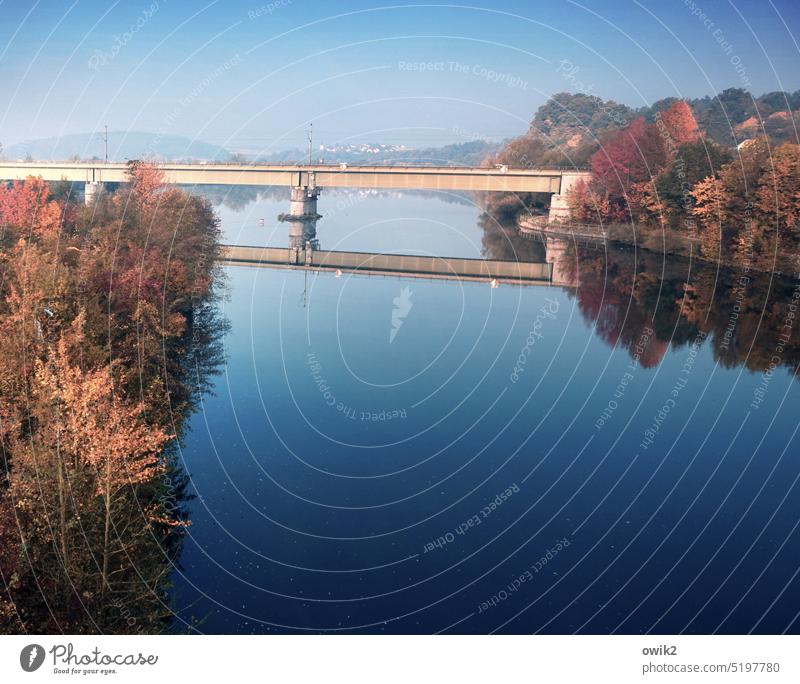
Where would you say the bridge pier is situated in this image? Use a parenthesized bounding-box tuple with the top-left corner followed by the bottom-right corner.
(84, 181, 103, 206)
(287, 185, 321, 221)
(547, 171, 590, 223)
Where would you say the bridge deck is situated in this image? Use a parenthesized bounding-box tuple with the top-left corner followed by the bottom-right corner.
(0, 162, 590, 193)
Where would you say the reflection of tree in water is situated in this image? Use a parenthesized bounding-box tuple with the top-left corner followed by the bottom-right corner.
(474, 202, 800, 375)
(571, 244, 800, 375)
(186, 184, 285, 211)
(189, 185, 476, 212)
(478, 211, 546, 263)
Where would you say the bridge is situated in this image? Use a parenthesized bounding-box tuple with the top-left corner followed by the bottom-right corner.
(0, 161, 590, 222)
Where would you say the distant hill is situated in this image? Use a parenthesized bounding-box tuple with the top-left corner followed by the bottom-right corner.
(3, 131, 230, 162)
(2, 133, 500, 168)
(255, 139, 502, 166)
(378, 140, 503, 166)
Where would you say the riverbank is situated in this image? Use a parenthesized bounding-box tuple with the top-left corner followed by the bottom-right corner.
(518, 214, 797, 277)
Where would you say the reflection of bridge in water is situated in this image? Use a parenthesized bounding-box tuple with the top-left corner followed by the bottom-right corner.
(224, 210, 584, 287)
(219, 245, 557, 286)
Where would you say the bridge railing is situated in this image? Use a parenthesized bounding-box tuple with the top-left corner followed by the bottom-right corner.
(519, 215, 608, 239)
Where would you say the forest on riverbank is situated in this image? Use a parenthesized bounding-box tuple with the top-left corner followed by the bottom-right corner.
(0, 164, 225, 633)
(485, 88, 800, 275)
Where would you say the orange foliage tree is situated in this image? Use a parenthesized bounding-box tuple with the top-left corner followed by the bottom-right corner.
(657, 101, 700, 148)
(690, 175, 728, 260)
(755, 143, 800, 270)
(36, 327, 170, 591)
(0, 177, 63, 243)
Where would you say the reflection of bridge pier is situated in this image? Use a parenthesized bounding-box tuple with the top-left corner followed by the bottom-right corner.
(516, 222, 604, 288)
(544, 236, 578, 288)
(279, 183, 321, 255)
(284, 217, 319, 250)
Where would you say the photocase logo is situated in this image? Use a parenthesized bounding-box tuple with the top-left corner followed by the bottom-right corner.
(20, 644, 45, 672)
(389, 286, 413, 343)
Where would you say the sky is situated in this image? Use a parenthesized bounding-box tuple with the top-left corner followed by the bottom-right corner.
(1, 0, 799, 153)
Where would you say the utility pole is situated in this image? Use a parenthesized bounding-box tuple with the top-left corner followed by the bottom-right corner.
(103, 125, 108, 163)
(307, 123, 312, 165)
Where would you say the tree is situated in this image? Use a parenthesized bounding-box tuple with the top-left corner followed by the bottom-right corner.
(0, 177, 63, 243)
(756, 91, 791, 117)
(755, 143, 800, 265)
(126, 160, 166, 213)
(654, 140, 732, 227)
(658, 101, 700, 147)
(699, 87, 756, 144)
(589, 117, 669, 220)
(645, 97, 681, 122)
(691, 175, 727, 259)
(763, 111, 800, 145)
(567, 178, 609, 223)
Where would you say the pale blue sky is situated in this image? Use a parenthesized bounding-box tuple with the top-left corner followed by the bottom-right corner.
(1, 0, 799, 151)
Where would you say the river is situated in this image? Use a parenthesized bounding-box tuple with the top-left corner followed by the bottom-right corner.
(170, 187, 800, 634)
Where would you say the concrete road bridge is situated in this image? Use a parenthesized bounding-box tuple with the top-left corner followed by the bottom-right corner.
(0, 161, 590, 222)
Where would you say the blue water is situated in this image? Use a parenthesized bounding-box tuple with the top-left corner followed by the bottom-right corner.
(170, 195, 800, 634)
(214, 188, 484, 257)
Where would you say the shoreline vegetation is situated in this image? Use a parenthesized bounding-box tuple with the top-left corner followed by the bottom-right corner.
(475, 208, 800, 382)
(0, 163, 226, 634)
(481, 88, 800, 277)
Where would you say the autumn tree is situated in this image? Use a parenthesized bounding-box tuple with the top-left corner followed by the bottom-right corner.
(654, 140, 732, 229)
(657, 101, 700, 148)
(126, 160, 166, 213)
(755, 143, 800, 269)
(0, 177, 63, 244)
(688, 137, 773, 267)
(588, 117, 669, 221)
(691, 175, 728, 259)
(567, 178, 610, 223)
(35, 328, 170, 591)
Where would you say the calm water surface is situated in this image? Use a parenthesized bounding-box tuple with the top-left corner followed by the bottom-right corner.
(172, 189, 800, 633)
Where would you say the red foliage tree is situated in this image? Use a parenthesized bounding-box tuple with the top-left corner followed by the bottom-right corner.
(590, 117, 669, 220)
